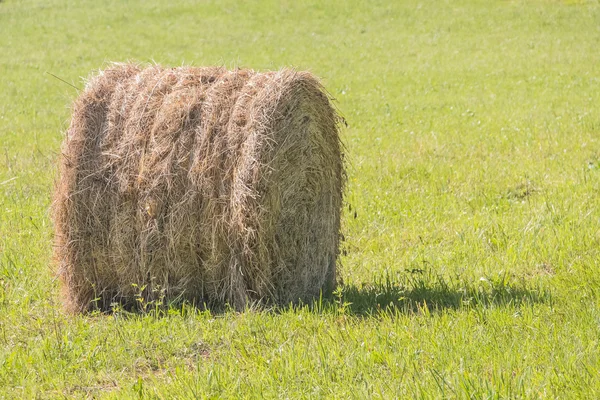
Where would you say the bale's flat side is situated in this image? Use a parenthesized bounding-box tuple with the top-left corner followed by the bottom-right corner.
(54, 63, 344, 313)
(231, 70, 344, 306)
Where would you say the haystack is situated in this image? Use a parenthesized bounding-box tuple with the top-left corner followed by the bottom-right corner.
(53, 63, 345, 313)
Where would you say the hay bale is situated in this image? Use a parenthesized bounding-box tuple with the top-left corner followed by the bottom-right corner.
(53, 63, 345, 313)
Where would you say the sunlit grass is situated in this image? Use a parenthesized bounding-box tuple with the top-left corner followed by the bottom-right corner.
(1, 0, 600, 397)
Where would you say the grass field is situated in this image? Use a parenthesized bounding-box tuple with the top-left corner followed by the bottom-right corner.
(2, 0, 600, 398)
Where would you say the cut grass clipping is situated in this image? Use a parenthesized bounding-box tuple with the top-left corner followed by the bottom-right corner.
(53, 63, 345, 313)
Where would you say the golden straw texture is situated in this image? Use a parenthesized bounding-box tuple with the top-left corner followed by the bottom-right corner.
(53, 63, 344, 313)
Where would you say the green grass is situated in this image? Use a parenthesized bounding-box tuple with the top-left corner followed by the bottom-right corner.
(2, 0, 600, 397)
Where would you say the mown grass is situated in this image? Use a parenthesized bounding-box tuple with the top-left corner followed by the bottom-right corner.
(1, 0, 600, 398)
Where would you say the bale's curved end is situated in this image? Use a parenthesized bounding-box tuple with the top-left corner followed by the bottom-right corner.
(53, 64, 345, 313)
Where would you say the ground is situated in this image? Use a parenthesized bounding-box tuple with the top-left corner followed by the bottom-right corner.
(1, 0, 600, 398)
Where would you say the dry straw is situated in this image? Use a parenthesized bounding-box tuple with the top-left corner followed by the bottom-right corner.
(53, 63, 345, 313)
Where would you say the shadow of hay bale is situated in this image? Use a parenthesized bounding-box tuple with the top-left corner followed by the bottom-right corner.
(307, 269, 552, 317)
(53, 63, 345, 314)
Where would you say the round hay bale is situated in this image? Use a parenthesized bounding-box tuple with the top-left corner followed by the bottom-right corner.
(53, 63, 345, 313)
